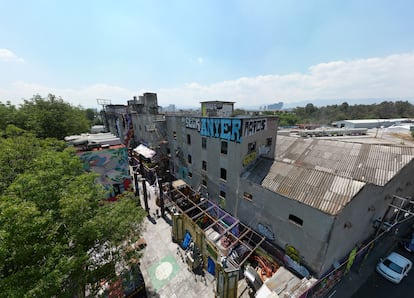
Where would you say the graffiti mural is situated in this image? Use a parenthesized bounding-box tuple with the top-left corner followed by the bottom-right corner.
(200, 118, 242, 143)
(243, 151, 257, 167)
(258, 223, 275, 241)
(243, 119, 267, 136)
(185, 117, 242, 143)
(184, 117, 270, 143)
(79, 147, 131, 198)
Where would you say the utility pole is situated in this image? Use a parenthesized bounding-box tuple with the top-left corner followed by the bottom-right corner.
(158, 177, 165, 218)
(138, 155, 150, 213)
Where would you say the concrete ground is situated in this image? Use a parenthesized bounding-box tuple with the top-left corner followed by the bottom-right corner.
(137, 181, 217, 298)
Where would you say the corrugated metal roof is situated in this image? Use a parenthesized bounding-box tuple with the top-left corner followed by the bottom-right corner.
(243, 136, 414, 215)
(244, 158, 365, 215)
(276, 136, 414, 186)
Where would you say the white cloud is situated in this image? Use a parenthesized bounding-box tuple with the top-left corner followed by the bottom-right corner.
(0, 82, 135, 108)
(0, 49, 24, 62)
(1, 52, 414, 109)
(156, 52, 414, 107)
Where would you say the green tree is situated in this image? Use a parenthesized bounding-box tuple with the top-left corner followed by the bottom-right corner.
(0, 131, 146, 297)
(15, 94, 90, 139)
(0, 101, 17, 131)
(85, 108, 103, 126)
(232, 108, 246, 116)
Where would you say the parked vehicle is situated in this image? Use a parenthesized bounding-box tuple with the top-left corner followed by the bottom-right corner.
(376, 252, 412, 284)
(400, 232, 414, 253)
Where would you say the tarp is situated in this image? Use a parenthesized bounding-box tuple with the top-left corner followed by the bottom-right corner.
(172, 179, 187, 189)
(133, 144, 156, 159)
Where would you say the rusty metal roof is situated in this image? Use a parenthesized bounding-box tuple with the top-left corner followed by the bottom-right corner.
(243, 136, 414, 215)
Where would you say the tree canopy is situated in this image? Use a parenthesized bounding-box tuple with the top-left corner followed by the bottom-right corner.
(270, 100, 414, 127)
(0, 94, 96, 139)
(0, 128, 146, 297)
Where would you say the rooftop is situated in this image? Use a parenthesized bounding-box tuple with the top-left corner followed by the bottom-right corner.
(243, 136, 414, 215)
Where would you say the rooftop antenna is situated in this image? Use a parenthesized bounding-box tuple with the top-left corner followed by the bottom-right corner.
(96, 98, 112, 111)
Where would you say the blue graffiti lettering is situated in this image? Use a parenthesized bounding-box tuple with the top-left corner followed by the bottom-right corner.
(231, 119, 242, 142)
(200, 118, 242, 143)
(220, 118, 231, 140)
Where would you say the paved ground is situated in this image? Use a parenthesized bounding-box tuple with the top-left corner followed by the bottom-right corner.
(137, 181, 217, 298)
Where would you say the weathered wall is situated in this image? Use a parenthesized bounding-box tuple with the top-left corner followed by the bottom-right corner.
(165, 116, 278, 216)
(323, 159, 414, 275)
(236, 178, 335, 275)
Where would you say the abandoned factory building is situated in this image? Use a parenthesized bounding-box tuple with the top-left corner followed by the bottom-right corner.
(102, 93, 414, 278)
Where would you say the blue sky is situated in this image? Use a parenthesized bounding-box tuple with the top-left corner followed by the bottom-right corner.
(1, 0, 414, 109)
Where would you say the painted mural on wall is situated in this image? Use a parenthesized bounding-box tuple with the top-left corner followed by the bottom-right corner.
(78, 147, 131, 198)
(242, 151, 257, 167)
(257, 223, 275, 241)
(184, 117, 268, 143)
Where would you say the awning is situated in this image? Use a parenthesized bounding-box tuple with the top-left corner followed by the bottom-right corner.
(133, 144, 156, 159)
(172, 179, 187, 189)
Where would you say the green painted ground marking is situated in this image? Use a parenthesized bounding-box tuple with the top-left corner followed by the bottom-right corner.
(147, 254, 180, 291)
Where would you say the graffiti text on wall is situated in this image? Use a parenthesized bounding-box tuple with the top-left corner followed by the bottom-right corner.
(185, 117, 268, 142)
(244, 119, 267, 137)
(200, 118, 242, 143)
(243, 151, 257, 166)
(258, 223, 275, 241)
(185, 117, 201, 130)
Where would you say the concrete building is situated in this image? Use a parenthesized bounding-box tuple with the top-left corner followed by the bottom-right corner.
(201, 101, 235, 117)
(101, 94, 414, 283)
(332, 118, 414, 129)
(240, 136, 414, 276)
(165, 111, 278, 215)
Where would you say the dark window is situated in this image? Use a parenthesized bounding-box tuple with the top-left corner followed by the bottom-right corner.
(266, 137, 272, 146)
(220, 168, 227, 180)
(243, 192, 253, 201)
(187, 134, 191, 145)
(289, 214, 303, 226)
(167, 147, 171, 155)
(220, 190, 226, 198)
(202, 137, 207, 149)
(248, 142, 256, 153)
(188, 154, 192, 164)
(202, 160, 207, 171)
(202, 179, 207, 187)
(221, 141, 228, 154)
(173, 131, 177, 140)
(188, 172, 192, 178)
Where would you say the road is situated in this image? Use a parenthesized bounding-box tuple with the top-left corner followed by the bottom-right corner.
(352, 246, 414, 298)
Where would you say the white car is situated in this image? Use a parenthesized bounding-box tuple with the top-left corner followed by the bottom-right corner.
(376, 252, 412, 284)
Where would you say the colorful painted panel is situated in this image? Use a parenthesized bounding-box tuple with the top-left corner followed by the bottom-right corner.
(78, 147, 131, 196)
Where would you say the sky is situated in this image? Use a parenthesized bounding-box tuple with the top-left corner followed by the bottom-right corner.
(1, 0, 414, 109)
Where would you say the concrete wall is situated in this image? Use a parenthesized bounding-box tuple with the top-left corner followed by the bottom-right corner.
(236, 178, 335, 276)
(323, 159, 414, 274)
(166, 116, 278, 216)
(130, 113, 166, 147)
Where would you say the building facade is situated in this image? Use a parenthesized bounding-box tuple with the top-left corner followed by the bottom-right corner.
(101, 94, 414, 279)
(165, 113, 278, 215)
